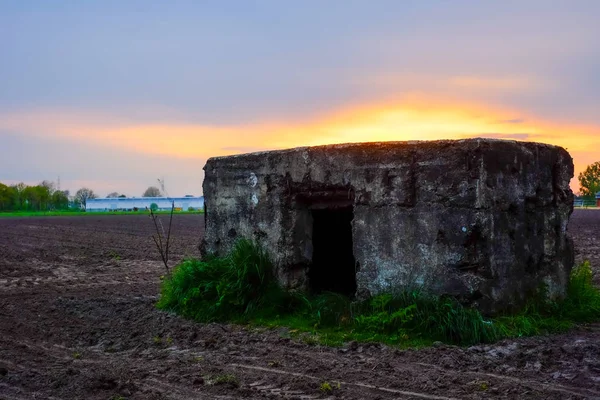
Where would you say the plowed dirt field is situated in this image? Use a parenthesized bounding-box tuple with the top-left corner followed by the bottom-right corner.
(1, 211, 600, 399)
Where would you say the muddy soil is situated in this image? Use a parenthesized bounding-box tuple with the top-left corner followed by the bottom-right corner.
(1, 211, 600, 399)
(571, 209, 600, 285)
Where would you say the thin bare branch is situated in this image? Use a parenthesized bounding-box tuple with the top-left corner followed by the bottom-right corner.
(164, 201, 175, 268)
(148, 206, 172, 275)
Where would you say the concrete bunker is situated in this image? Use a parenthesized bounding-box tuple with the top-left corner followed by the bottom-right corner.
(201, 139, 575, 314)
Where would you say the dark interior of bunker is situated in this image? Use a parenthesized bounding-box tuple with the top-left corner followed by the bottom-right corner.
(307, 206, 357, 297)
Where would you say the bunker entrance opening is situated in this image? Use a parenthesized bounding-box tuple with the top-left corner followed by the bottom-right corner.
(308, 206, 357, 297)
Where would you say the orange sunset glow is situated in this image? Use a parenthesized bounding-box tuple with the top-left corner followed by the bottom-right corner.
(2, 97, 597, 193)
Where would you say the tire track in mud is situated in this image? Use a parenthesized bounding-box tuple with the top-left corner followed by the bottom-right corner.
(233, 363, 461, 400)
(0, 324, 490, 399)
(9, 331, 594, 400)
(415, 362, 600, 399)
(0, 262, 163, 294)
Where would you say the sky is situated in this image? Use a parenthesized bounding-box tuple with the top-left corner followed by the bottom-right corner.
(1, 1, 599, 197)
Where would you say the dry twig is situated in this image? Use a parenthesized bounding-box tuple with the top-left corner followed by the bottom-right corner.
(149, 201, 175, 275)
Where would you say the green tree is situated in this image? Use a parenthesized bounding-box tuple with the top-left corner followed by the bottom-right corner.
(22, 186, 41, 210)
(578, 162, 600, 199)
(51, 190, 70, 210)
(11, 183, 27, 210)
(0, 182, 72, 211)
(37, 182, 53, 210)
(40, 180, 55, 194)
(75, 187, 98, 209)
(0, 183, 15, 211)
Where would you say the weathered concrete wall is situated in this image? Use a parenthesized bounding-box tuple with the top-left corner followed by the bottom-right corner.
(201, 139, 574, 313)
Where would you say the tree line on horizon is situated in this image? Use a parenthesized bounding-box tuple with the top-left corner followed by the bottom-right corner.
(1, 163, 597, 212)
(0, 182, 165, 212)
(578, 161, 600, 200)
(0, 181, 95, 211)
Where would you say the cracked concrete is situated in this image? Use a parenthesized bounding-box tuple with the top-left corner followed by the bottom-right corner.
(201, 139, 574, 314)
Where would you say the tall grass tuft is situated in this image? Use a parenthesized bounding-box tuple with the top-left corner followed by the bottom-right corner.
(158, 240, 600, 347)
(387, 291, 499, 344)
(157, 239, 287, 321)
(495, 261, 600, 337)
(562, 261, 600, 322)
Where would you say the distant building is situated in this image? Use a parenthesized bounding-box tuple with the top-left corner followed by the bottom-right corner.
(574, 194, 599, 208)
(86, 196, 204, 212)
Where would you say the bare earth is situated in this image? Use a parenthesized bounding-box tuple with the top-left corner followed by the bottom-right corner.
(1, 211, 600, 399)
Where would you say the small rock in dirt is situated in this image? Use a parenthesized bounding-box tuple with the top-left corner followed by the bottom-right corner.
(524, 361, 542, 372)
(432, 341, 445, 348)
(439, 356, 456, 369)
(497, 364, 511, 372)
(561, 345, 575, 354)
(552, 371, 561, 379)
(486, 343, 518, 358)
(552, 371, 577, 381)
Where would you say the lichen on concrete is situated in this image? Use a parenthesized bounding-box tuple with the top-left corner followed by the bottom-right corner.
(201, 138, 574, 314)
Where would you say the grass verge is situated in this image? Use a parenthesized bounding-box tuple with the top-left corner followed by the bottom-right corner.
(0, 210, 203, 217)
(157, 239, 600, 347)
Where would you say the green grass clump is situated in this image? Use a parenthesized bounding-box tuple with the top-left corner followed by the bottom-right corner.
(319, 381, 339, 393)
(353, 292, 498, 345)
(158, 240, 600, 347)
(211, 373, 239, 387)
(496, 261, 600, 337)
(157, 239, 293, 321)
(562, 261, 600, 321)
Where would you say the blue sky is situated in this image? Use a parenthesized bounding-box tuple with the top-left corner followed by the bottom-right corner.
(1, 1, 599, 196)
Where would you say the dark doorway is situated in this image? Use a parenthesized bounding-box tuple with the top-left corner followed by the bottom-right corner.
(308, 207, 357, 296)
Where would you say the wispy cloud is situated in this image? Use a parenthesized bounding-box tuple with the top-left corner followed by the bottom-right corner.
(349, 74, 542, 96)
(498, 118, 526, 124)
(465, 133, 534, 140)
(447, 76, 536, 91)
(220, 146, 272, 153)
